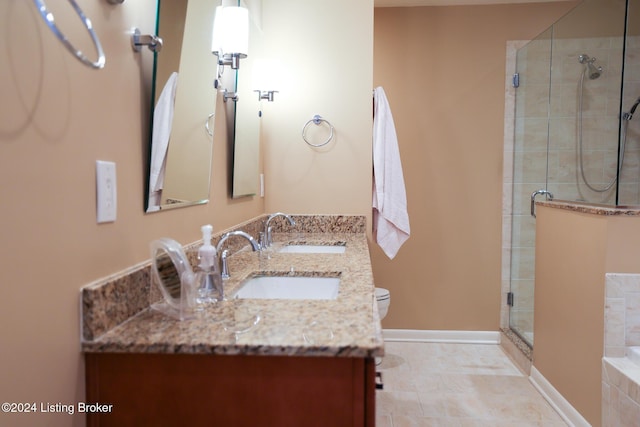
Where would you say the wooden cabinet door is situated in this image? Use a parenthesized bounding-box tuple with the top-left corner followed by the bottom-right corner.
(86, 353, 375, 426)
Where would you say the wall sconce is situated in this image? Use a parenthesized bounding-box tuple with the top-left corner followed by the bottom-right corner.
(254, 90, 278, 102)
(211, 6, 249, 70)
(252, 59, 281, 102)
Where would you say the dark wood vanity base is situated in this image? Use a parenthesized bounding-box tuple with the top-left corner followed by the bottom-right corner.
(85, 352, 376, 426)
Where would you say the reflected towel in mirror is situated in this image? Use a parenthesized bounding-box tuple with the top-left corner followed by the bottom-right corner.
(147, 72, 179, 212)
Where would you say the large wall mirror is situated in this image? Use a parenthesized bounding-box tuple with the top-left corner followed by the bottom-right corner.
(231, 5, 262, 198)
(144, 0, 263, 212)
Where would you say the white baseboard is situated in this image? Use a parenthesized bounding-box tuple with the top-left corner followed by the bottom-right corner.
(529, 366, 590, 427)
(382, 329, 501, 344)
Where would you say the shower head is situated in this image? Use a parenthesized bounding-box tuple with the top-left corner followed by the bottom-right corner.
(587, 62, 602, 79)
(578, 54, 603, 80)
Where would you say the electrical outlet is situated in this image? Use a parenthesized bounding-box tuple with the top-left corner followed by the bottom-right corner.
(96, 161, 117, 223)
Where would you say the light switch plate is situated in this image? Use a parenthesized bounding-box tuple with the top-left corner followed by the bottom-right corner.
(96, 160, 117, 223)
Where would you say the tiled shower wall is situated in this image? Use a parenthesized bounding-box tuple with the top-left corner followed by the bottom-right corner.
(604, 273, 640, 357)
(503, 35, 640, 343)
(602, 273, 640, 426)
(547, 36, 636, 205)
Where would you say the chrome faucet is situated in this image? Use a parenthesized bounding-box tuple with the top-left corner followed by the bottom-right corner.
(216, 231, 260, 279)
(261, 212, 296, 249)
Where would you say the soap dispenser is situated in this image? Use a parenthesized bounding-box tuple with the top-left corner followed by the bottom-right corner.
(195, 224, 224, 305)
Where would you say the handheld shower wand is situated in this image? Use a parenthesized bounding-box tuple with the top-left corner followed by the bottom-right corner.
(623, 97, 640, 121)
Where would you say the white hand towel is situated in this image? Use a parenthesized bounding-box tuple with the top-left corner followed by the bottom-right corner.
(373, 86, 410, 259)
(147, 72, 179, 211)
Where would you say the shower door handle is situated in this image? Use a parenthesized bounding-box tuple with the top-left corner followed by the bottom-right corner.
(531, 189, 554, 218)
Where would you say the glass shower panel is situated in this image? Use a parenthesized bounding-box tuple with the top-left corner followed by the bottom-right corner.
(509, 28, 553, 346)
(507, 0, 635, 350)
(618, 0, 640, 205)
(546, 1, 627, 205)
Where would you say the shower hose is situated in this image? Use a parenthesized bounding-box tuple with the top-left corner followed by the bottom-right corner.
(577, 68, 630, 193)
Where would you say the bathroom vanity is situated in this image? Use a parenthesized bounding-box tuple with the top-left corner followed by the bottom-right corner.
(85, 353, 375, 426)
(82, 215, 383, 426)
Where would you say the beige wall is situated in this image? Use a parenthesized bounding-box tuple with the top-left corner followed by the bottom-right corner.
(534, 207, 607, 426)
(261, 0, 374, 217)
(0, 1, 371, 426)
(372, 2, 577, 330)
(534, 206, 640, 426)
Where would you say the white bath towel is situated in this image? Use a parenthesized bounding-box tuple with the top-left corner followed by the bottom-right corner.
(373, 86, 410, 259)
(147, 72, 179, 212)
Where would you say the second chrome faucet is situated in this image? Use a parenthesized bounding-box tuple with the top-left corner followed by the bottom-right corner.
(261, 212, 296, 249)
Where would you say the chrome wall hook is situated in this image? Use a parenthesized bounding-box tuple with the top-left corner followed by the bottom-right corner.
(223, 89, 238, 103)
(131, 28, 163, 53)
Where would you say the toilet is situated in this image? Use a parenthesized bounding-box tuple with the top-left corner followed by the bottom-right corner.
(375, 288, 390, 320)
(375, 288, 390, 367)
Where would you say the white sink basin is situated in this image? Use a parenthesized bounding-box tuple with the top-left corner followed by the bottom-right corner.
(233, 275, 340, 300)
(278, 244, 346, 254)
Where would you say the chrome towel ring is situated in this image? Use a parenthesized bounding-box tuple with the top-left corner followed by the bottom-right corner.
(302, 115, 334, 147)
(33, 0, 106, 69)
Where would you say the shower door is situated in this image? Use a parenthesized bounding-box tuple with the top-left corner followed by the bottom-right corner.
(509, 27, 553, 346)
(508, 0, 630, 347)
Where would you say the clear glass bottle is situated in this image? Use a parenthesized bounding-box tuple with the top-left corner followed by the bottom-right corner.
(195, 225, 224, 306)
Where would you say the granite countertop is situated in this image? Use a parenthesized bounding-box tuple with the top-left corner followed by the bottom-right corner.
(82, 231, 384, 358)
(537, 200, 640, 216)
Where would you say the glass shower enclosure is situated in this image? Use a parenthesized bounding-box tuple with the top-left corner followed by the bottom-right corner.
(508, 0, 638, 346)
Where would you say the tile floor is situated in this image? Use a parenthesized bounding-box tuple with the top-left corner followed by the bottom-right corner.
(375, 341, 568, 426)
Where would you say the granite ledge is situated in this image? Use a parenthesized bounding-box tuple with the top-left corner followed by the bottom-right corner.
(537, 200, 640, 216)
